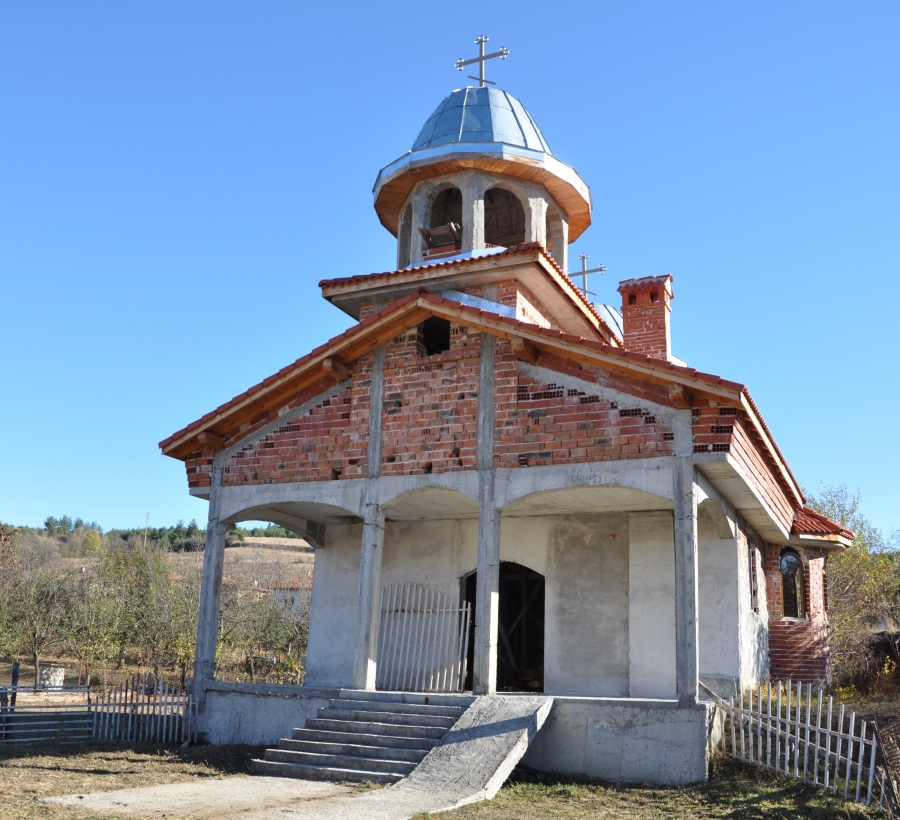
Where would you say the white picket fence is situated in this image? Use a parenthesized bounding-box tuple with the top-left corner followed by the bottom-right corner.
(721, 680, 899, 814)
(376, 583, 471, 693)
(92, 674, 197, 744)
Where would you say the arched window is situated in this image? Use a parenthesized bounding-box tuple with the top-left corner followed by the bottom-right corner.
(780, 550, 805, 618)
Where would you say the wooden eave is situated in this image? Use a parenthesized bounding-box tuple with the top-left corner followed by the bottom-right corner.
(373, 155, 592, 242)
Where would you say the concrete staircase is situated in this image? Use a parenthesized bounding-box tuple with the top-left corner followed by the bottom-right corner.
(251, 691, 474, 784)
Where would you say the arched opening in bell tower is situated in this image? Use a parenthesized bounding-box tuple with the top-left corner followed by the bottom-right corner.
(431, 187, 462, 228)
(484, 188, 526, 248)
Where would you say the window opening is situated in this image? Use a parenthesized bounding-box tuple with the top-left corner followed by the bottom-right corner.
(422, 317, 451, 356)
(780, 550, 805, 618)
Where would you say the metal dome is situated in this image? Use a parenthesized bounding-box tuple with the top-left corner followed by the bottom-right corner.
(411, 87, 552, 154)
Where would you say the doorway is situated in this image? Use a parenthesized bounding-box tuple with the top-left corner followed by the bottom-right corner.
(464, 562, 545, 692)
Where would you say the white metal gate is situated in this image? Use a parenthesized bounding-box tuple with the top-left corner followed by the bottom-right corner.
(376, 582, 471, 693)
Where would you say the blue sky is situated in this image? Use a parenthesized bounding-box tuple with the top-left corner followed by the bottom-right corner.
(2, 1, 898, 535)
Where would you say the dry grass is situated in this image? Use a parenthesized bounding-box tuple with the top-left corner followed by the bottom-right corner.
(0, 742, 263, 820)
(415, 757, 885, 820)
(0, 743, 885, 820)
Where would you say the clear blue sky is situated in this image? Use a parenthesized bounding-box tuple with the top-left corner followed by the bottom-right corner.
(2, 1, 898, 535)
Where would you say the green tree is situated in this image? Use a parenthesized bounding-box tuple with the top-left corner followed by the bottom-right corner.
(808, 484, 900, 685)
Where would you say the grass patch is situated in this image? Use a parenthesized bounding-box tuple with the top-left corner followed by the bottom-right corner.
(414, 757, 884, 819)
(0, 741, 263, 820)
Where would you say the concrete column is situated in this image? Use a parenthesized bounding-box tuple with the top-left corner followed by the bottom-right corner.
(525, 197, 548, 246)
(367, 345, 386, 479)
(673, 454, 700, 705)
(409, 185, 430, 265)
(461, 173, 486, 254)
(352, 491, 385, 690)
(473, 332, 500, 694)
(553, 216, 569, 274)
(193, 459, 227, 700)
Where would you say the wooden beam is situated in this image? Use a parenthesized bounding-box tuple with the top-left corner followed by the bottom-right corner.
(510, 336, 539, 364)
(322, 357, 349, 383)
(196, 431, 225, 451)
(668, 383, 693, 410)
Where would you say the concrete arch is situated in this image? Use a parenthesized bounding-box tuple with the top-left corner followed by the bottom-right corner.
(498, 462, 675, 512)
(224, 501, 362, 549)
(698, 497, 736, 540)
(382, 484, 480, 521)
(501, 483, 672, 518)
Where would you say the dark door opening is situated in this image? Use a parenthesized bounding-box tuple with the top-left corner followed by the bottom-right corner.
(464, 562, 545, 692)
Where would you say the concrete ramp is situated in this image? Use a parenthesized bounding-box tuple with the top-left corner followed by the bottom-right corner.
(393, 694, 553, 809)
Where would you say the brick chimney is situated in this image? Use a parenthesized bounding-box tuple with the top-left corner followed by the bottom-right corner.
(617, 275, 674, 361)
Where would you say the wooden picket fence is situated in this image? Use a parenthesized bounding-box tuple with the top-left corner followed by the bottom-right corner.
(376, 583, 471, 693)
(721, 680, 900, 814)
(92, 674, 197, 744)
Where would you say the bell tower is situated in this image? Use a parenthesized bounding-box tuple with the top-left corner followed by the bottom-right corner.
(372, 53, 592, 274)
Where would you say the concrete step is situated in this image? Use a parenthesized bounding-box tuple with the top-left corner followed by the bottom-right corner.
(338, 689, 475, 708)
(317, 708, 456, 729)
(305, 718, 446, 740)
(331, 699, 465, 719)
(264, 748, 417, 774)
(250, 758, 403, 785)
(277, 737, 430, 763)
(291, 727, 439, 751)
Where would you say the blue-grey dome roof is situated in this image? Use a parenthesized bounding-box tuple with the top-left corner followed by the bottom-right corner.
(412, 87, 552, 154)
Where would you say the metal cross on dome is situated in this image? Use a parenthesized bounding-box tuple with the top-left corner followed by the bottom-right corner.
(455, 36, 509, 87)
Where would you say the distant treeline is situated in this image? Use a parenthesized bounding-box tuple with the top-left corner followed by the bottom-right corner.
(20, 518, 302, 553)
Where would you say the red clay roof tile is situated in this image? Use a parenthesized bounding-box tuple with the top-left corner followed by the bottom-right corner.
(792, 507, 854, 540)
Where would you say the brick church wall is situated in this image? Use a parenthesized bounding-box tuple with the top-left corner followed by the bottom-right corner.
(493, 344, 675, 468)
(217, 361, 373, 486)
(379, 322, 481, 476)
(765, 544, 831, 683)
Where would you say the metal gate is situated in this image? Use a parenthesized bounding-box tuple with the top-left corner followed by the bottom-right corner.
(376, 582, 471, 693)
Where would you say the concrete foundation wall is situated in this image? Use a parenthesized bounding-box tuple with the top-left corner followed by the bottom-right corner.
(523, 698, 713, 785)
(200, 683, 338, 746)
(628, 512, 676, 698)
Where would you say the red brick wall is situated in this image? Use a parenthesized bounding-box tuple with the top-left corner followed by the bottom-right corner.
(493, 345, 675, 468)
(379, 322, 481, 475)
(765, 544, 831, 683)
(218, 361, 372, 486)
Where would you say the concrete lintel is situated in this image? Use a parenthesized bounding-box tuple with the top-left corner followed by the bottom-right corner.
(497, 458, 676, 509)
(214, 459, 681, 527)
